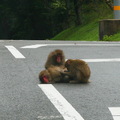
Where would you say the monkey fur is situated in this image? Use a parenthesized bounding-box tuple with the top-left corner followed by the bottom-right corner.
(61, 59, 91, 83)
(39, 66, 69, 84)
(45, 49, 65, 69)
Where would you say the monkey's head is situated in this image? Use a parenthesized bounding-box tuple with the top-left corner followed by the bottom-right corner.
(39, 70, 51, 84)
(53, 49, 65, 65)
(65, 59, 73, 70)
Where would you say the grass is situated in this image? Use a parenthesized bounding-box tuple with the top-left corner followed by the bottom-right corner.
(52, 18, 120, 41)
(52, 21, 99, 41)
(103, 32, 120, 41)
(51, 3, 119, 41)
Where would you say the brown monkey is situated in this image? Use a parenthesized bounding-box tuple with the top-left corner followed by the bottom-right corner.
(39, 70, 51, 83)
(61, 59, 91, 83)
(40, 49, 70, 83)
(39, 66, 69, 84)
(45, 49, 65, 69)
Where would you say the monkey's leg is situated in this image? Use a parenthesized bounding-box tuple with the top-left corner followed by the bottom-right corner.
(70, 78, 90, 84)
(69, 72, 82, 84)
(61, 75, 71, 83)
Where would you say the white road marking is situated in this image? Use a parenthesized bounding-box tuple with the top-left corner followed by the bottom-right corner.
(65, 58, 120, 63)
(37, 115, 62, 119)
(38, 84, 84, 120)
(20, 43, 120, 49)
(109, 107, 120, 120)
(109, 107, 120, 115)
(83, 58, 120, 63)
(46, 43, 120, 46)
(0, 40, 4, 42)
(20, 44, 120, 62)
(21, 44, 47, 48)
(112, 116, 120, 120)
(5, 46, 25, 59)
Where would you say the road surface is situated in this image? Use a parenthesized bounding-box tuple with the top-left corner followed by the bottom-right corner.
(0, 40, 120, 120)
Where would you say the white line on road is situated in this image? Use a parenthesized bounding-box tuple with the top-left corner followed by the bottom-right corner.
(5, 45, 120, 62)
(38, 84, 84, 120)
(65, 58, 120, 63)
(83, 58, 120, 63)
(109, 107, 120, 120)
(20, 43, 120, 49)
(0, 40, 4, 42)
(46, 43, 120, 46)
(5, 46, 25, 59)
(21, 44, 47, 48)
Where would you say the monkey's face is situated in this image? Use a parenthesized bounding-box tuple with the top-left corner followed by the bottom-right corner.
(41, 75, 50, 83)
(54, 53, 63, 64)
(57, 53, 62, 63)
(40, 70, 51, 84)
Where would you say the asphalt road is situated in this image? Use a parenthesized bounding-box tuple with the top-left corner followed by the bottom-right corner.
(0, 40, 120, 120)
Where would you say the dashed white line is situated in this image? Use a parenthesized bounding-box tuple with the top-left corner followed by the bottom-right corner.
(83, 58, 120, 63)
(5, 46, 25, 59)
(21, 44, 47, 48)
(109, 107, 120, 120)
(46, 43, 120, 46)
(38, 84, 84, 120)
(20, 43, 120, 48)
(65, 58, 120, 63)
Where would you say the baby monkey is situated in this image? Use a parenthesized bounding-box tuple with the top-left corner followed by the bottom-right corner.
(39, 66, 69, 83)
(61, 59, 91, 83)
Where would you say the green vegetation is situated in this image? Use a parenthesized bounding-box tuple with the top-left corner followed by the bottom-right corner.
(52, 13, 120, 41)
(51, 14, 115, 41)
(0, 0, 114, 40)
(52, 21, 99, 41)
(103, 32, 120, 41)
(51, 1, 119, 41)
(52, 20, 120, 41)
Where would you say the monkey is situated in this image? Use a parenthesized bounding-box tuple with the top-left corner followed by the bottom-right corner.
(39, 49, 70, 83)
(61, 59, 91, 83)
(39, 70, 50, 83)
(45, 49, 65, 69)
(39, 66, 70, 84)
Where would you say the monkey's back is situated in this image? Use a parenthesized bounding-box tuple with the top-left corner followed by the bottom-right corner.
(70, 59, 91, 82)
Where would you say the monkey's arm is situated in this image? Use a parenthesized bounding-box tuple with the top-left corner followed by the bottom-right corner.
(60, 71, 72, 77)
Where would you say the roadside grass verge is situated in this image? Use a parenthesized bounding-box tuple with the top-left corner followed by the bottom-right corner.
(52, 21, 99, 41)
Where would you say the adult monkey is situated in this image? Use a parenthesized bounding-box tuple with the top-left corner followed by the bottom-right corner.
(61, 59, 91, 83)
(45, 49, 65, 69)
